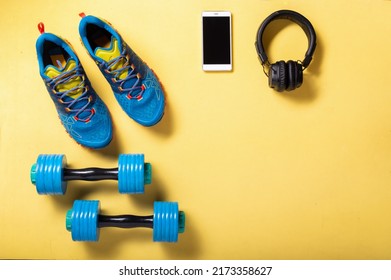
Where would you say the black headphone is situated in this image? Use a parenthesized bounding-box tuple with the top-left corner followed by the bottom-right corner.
(255, 10, 317, 92)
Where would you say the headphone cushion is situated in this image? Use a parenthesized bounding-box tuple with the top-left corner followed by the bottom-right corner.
(287, 61, 303, 91)
(278, 61, 287, 92)
(287, 61, 296, 91)
(269, 61, 287, 92)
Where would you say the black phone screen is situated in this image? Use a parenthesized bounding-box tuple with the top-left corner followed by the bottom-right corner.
(202, 16, 231, 65)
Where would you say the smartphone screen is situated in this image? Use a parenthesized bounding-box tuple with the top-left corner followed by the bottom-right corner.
(202, 11, 232, 71)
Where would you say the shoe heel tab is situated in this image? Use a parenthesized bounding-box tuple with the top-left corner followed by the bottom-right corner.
(79, 12, 86, 18)
(38, 22, 45, 34)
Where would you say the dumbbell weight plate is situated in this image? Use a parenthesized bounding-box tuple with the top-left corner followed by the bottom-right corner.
(118, 154, 151, 194)
(153, 201, 185, 242)
(66, 200, 100, 242)
(32, 154, 67, 195)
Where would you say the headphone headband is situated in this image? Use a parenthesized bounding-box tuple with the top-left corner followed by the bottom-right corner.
(256, 10, 317, 68)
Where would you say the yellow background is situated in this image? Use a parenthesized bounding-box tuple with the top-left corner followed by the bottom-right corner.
(1, 0, 391, 260)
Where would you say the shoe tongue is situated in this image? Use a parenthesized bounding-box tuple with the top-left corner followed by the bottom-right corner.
(44, 58, 84, 100)
(95, 36, 121, 62)
(45, 58, 77, 79)
(95, 37, 128, 80)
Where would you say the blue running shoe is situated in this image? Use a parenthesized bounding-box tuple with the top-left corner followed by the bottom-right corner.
(79, 15, 165, 126)
(36, 23, 113, 149)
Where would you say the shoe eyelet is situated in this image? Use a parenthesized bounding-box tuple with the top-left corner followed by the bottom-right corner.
(85, 108, 95, 123)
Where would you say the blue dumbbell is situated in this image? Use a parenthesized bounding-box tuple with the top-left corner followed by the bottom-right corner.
(30, 154, 151, 195)
(66, 200, 185, 242)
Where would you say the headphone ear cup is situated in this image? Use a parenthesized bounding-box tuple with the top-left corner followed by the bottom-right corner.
(286, 60, 303, 91)
(268, 61, 287, 92)
(286, 61, 296, 91)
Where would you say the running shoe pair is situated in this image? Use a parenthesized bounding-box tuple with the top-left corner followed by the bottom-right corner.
(36, 14, 165, 149)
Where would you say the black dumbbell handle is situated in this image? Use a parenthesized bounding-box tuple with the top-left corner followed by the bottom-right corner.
(98, 215, 153, 229)
(63, 168, 118, 181)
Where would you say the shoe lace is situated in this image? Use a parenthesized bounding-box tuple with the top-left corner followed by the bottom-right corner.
(103, 52, 145, 100)
(47, 65, 95, 122)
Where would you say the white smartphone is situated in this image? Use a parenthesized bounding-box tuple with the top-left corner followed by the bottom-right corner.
(202, 11, 232, 71)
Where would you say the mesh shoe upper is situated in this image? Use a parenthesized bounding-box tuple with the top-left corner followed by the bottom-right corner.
(79, 15, 165, 126)
(36, 32, 113, 148)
